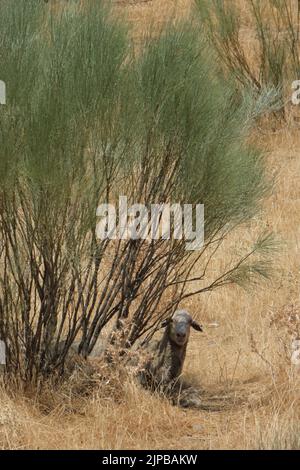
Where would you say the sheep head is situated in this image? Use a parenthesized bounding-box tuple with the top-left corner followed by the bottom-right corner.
(161, 309, 203, 346)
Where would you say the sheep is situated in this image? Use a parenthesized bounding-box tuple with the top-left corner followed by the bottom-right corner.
(137, 309, 203, 404)
(46, 310, 203, 406)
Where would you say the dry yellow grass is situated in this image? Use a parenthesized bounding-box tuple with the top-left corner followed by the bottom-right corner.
(1, 0, 300, 450)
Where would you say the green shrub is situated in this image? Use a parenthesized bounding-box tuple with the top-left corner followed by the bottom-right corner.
(195, 0, 300, 118)
(0, 0, 275, 383)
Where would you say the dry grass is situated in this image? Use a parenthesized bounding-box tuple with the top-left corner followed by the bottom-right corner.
(1, 0, 300, 450)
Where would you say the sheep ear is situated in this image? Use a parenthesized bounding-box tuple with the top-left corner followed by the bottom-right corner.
(161, 317, 172, 328)
(191, 320, 203, 332)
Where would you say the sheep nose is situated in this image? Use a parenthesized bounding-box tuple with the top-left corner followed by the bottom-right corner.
(177, 332, 186, 339)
